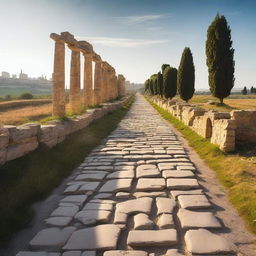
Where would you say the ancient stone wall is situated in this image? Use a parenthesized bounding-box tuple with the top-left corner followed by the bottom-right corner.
(0, 97, 130, 166)
(151, 97, 238, 152)
(231, 110, 256, 144)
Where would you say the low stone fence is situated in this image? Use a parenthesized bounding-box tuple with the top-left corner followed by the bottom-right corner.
(151, 97, 256, 152)
(0, 97, 130, 166)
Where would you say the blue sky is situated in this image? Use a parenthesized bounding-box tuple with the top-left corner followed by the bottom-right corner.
(0, 0, 255, 89)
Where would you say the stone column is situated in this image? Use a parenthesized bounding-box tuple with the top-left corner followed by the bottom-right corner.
(51, 39, 66, 117)
(93, 60, 102, 105)
(69, 47, 81, 114)
(83, 53, 93, 107)
(118, 74, 126, 97)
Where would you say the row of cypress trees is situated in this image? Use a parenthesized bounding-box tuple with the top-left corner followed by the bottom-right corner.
(145, 47, 195, 102)
(145, 14, 235, 104)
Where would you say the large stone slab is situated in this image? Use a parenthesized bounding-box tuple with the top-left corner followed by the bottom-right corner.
(75, 172, 107, 181)
(127, 229, 177, 247)
(82, 202, 113, 211)
(133, 191, 167, 198)
(78, 182, 100, 193)
(104, 251, 148, 256)
(63, 224, 121, 250)
(45, 217, 72, 226)
(178, 194, 212, 209)
(136, 164, 160, 178)
(167, 178, 200, 190)
(107, 171, 134, 179)
(184, 229, 232, 254)
(170, 189, 203, 199)
(51, 205, 79, 217)
(156, 197, 176, 215)
(162, 170, 194, 178)
(136, 178, 165, 191)
(134, 213, 154, 230)
(178, 209, 221, 229)
(29, 227, 76, 250)
(157, 213, 174, 229)
(75, 210, 111, 225)
(99, 179, 133, 193)
(60, 195, 88, 206)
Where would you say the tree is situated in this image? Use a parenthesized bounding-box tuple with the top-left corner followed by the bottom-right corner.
(157, 72, 163, 97)
(250, 86, 254, 94)
(242, 86, 247, 95)
(177, 47, 195, 102)
(206, 14, 235, 104)
(161, 64, 170, 74)
(144, 79, 150, 93)
(150, 74, 158, 95)
(19, 92, 34, 99)
(149, 79, 154, 95)
(163, 66, 177, 99)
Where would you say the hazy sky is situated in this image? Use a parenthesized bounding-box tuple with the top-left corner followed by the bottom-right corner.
(0, 0, 255, 89)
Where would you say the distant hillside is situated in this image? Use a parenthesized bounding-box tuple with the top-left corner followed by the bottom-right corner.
(0, 77, 52, 96)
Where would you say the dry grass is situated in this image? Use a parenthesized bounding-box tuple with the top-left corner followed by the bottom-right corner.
(185, 95, 256, 112)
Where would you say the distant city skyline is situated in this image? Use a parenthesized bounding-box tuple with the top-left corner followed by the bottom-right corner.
(0, 0, 255, 89)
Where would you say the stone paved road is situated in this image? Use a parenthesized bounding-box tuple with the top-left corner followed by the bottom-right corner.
(17, 94, 237, 256)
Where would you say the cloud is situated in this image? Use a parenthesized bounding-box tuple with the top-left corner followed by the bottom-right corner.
(77, 36, 169, 48)
(114, 14, 170, 24)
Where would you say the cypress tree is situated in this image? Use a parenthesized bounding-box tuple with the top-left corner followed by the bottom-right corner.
(144, 79, 150, 93)
(242, 86, 247, 95)
(150, 74, 158, 95)
(163, 66, 177, 99)
(206, 14, 235, 104)
(161, 64, 170, 74)
(177, 47, 195, 102)
(149, 79, 154, 95)
(157, 72, 163, 97)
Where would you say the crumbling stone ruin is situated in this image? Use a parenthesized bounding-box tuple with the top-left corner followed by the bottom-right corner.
(152, 97, 256, 152)
(50, 31, 126, 117)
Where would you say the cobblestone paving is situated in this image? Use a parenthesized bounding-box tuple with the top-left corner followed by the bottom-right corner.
(17, 94, 236, 256)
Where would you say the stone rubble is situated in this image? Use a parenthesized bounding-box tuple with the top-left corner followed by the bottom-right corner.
(16, 94, 235, 256)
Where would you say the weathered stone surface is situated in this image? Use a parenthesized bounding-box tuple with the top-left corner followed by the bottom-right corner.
(75, 210, 111, 225)
(116, 192, 130, 199)
(81, 252, 96, 256)
(127, 229, 177, 247)
(157, 214, 174, 229)
(162, 170, 194, 178)
(94, 193, 112, 199)
(156, 197, 176, 215)
(29, 227, 76, 250)
(107, 171, 134, 179)
(133, 191, 167, 198)
(178, 194, 212, 209)
(99, 179, 133, 193)
(136, 178, 165, 191)
(164, 249, 184, 256)
(167, 178, 200, 190)
(170, 189, 203, 199)
(75, 172, 106, 181)
(185, 229, 232, 254)
(134, 213, 154, 230)
(82, 202, 113, 211)
(62, 251, 81, 256)
(157, 163, 176, 171)
(78, 181, 100, 192)
(60, 195, 88, 206)
(63, 224, 121, 250)
(104, 251, 148, 256)
(45, 216, 72, 226)
(51, 205, 79, 217)
(136, 164, 160, 178)
(115, 197, 153, 215)
(178, 208, 221, 229)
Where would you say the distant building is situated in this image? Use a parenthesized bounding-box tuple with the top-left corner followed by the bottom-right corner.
(19, 70, 28, 79)
(1, 71, 10, 78)
(12, 74, 17, 79)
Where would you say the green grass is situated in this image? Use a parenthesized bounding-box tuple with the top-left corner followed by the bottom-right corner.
(146, 96, 256, 235)
(0, 96, 134, 246)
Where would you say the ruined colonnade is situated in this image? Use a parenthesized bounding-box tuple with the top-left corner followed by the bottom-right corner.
(50, 32, 126, 117)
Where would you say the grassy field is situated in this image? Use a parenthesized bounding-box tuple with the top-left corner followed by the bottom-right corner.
(146, 96, 256, 235)
(0, 96, 134, 247)
(182, 94, 256, 112)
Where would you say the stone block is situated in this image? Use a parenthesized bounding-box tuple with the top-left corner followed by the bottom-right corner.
(39, 125, 58, 148)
